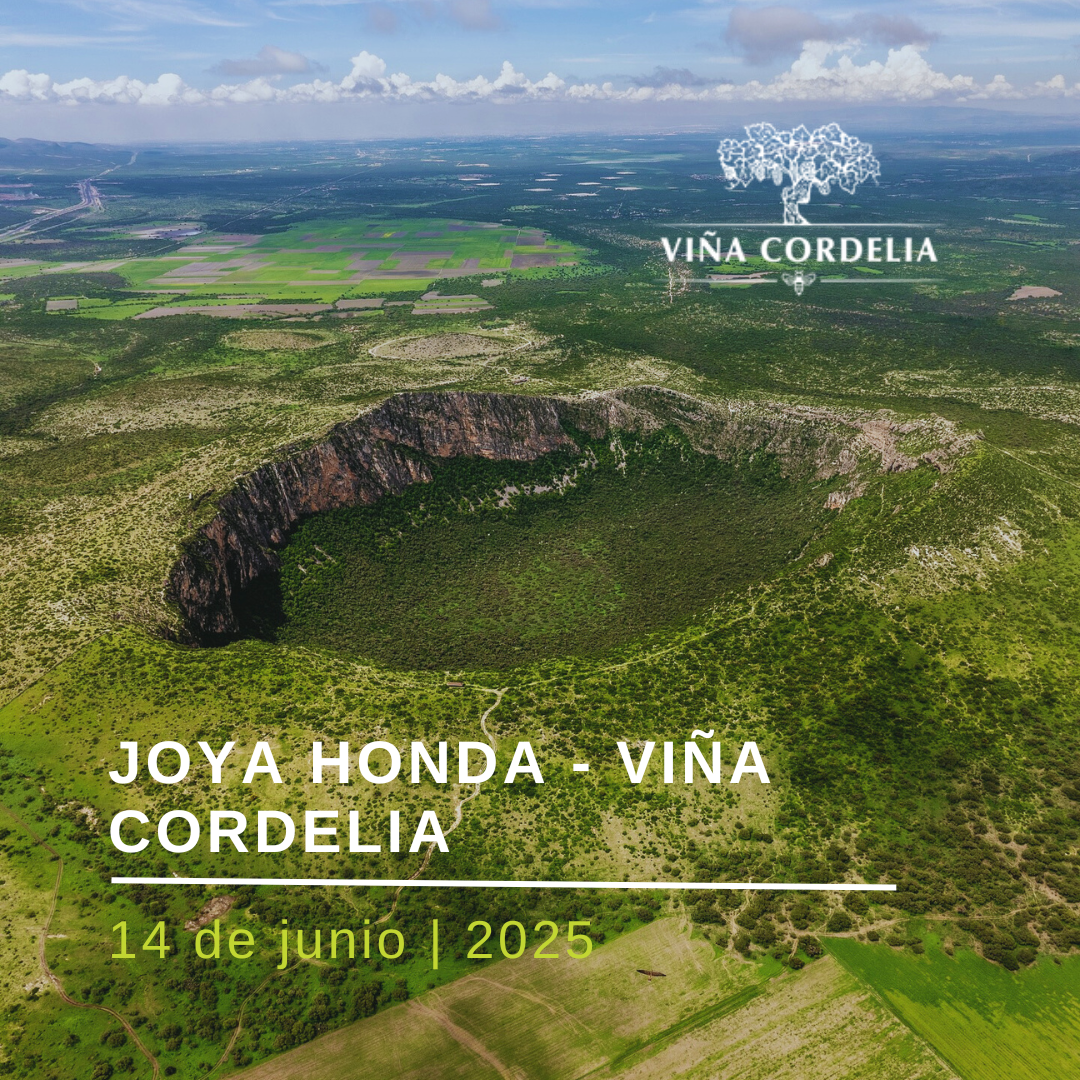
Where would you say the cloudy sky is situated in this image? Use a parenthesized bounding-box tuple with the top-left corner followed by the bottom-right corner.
(0, 1, 1078, 139)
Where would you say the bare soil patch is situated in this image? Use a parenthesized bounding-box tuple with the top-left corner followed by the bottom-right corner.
(1007, 285, 1062, 300)
(184, 895, 235, 932)
(369, 333, 510, 360)
(226, 329, 335, 351)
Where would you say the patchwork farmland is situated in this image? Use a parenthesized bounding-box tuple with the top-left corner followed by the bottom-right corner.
(27, 217, 586, 319)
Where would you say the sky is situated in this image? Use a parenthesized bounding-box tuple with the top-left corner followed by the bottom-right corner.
(0, 1, 1078, 140)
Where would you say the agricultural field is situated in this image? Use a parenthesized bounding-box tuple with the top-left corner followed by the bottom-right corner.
(0, 130, 1078, 1078)
(13, 218, 586, 319)
(241, 919, 956, 1080)
(827, 936, 1080, 1080)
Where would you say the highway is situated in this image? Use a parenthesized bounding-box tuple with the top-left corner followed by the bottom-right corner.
(0, 177, 103, 242)
(0, 151, 134, 242)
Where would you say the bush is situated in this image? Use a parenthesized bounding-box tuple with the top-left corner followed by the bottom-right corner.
(843, 893, 869, 916)
(735, 910, 758, 930)
(692, 900, 721, 924)
(826, 910, 853, 933)
(752, 920, 778, 946)
(789, 901, 811, 930)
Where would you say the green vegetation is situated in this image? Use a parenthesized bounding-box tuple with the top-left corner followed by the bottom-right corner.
(828, 935, 1080, 1080)
(264, 433, 830, 668)
(234, 919, 955, 1080)
(19, 217, 588, 320)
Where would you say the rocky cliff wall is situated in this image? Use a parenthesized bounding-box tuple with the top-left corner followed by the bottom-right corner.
(168, 392, 579, 640)
(168, 388, 975, 642)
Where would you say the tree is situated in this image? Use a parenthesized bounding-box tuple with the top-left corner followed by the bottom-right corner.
(718, 123, 880, 224)
(826, 910, 854, 933)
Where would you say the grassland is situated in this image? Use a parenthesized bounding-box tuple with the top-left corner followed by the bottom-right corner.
(827, 936, 1080, 1080)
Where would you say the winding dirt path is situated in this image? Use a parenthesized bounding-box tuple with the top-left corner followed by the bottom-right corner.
(410, 999, 521, 1080)
(0, 802, 160, 1078)
(196, 969, 289, 1079)
(376, 686, 507, 924)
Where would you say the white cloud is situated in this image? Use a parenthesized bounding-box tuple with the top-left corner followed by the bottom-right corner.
(725, 5, 937, 64)
(0, 43, 1076, 108)
(0, 28, 141, 46)
(53, 0, 247, 28)
(211, 45, 321, 77)
(740, 42, 978, 102)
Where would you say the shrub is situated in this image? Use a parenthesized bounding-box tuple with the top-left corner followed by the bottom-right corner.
(735, 910, 758, 931)
(843, 893, 869, 916)
(826, 910, 853, 933)
(789, 901, 811, 930)
(752, 920, 778, 946)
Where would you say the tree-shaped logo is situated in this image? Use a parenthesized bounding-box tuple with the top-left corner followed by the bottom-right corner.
(718, 122, 880, 224)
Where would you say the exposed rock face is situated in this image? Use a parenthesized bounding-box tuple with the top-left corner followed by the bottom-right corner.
(169, 392, 578, 640)
(168, 387, 976, 642)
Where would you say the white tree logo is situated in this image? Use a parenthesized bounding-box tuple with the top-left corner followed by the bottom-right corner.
(718, 122, 880, 224)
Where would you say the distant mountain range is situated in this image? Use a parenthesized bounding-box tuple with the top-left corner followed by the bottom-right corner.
(0, 137, 131, 170)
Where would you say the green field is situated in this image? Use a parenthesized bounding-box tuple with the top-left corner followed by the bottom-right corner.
(828, 936, 1080, 1080)
(37, 218, 588, 318)
(240, 919, 955, 1080)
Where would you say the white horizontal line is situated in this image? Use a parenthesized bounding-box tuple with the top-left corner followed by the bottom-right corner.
(112, 877, 895, 891)
(668, 223, 940, 228)
(677, 278, 940, 286)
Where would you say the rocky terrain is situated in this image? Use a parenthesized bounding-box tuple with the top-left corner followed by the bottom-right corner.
(168, 388, 978, 642)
